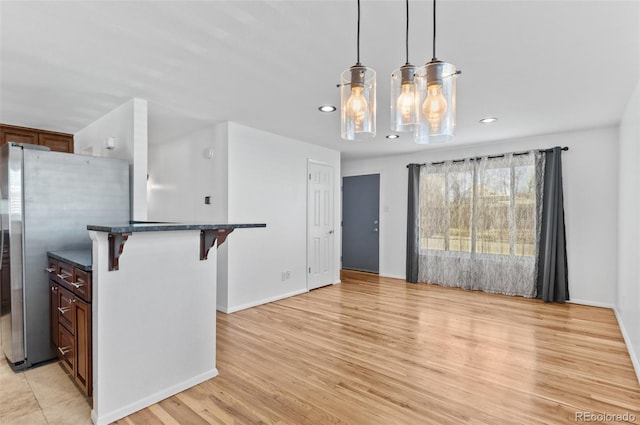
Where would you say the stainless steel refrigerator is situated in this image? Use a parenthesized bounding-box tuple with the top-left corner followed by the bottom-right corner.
(0, 142, 130, 370)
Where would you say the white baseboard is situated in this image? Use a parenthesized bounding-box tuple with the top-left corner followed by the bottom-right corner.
(614, 308, 640, 385)
(223, 288, 309, 314)
(91, 368, 219, 425)
(567, 299, 615, 309)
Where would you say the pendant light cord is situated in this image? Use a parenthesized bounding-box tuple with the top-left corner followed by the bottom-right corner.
(356, 0, 361, 65)
(432, 0, 437, 60)
(405, 0, 410, 65)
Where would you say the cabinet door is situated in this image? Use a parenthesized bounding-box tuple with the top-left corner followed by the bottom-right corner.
(57, 287, 76, 333)
(75, 298, 92, 396)
(58, 324, 75, 375)
(50, 281, 59, 349)
(73, 268, 91, 302)
(0, 126, 38, 145)
(38, 132, 74, 153)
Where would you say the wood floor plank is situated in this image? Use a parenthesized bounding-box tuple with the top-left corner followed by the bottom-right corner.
(120, 270, 640, 424)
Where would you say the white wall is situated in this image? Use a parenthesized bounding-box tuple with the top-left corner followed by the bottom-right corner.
(617, 79, 640, 383)
(147, 122, 341, 313)
(147, 125, 217, 222)
(223, 122, 341, 312)
(342, 126, 619, 306)
(74, 98, 148, 220)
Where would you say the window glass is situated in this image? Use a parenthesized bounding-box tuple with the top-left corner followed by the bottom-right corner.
(447, 171, 472, 252)
(418, 155, 536, 258)
(514, 165, 536, 256)
(420, 171, 445, 251)
(476, 167, 511, 255)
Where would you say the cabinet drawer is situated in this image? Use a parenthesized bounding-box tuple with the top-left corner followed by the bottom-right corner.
(57, 324, 75, 374)
(56, 261, 74, 292)
(73, 268, 91, 302)
(57, 287, 76, 333)
(46, 258, 57, 276)
(55, 260, 91, 302)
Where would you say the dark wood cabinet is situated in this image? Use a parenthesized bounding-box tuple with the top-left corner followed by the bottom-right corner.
(74, 299, 92, 394)
(0, 126, 38, 145)
(47, 256, 92, 397)
(49, 281, 59, 349)
(1, 124, 74, 153)
(38, 132, 74, 153)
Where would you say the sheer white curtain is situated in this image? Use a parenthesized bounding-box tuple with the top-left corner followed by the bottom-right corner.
(417, 152, 543, 297)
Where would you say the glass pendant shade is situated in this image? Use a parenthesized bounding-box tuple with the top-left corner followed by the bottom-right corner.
(340, 65, 376, 140)
(414, 61, 457, 144)
(390, 64, 418, 132)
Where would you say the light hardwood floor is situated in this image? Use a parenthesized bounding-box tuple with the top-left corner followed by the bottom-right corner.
(116, 270, 640, 425)
(2, 270, 639, 424)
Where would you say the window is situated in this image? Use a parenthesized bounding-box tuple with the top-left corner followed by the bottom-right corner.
(419, 154, 536, 257)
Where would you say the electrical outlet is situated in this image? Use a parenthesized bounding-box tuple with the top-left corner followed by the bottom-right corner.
(281, 271, 291, 281)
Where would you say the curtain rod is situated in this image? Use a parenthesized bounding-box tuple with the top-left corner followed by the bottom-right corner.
(406, 146, 568, 168)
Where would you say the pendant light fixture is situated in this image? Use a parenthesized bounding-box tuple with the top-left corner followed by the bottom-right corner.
(340, 0, 376, 140)
(414, 0, 460, 144)
(390, 0, 418, 133)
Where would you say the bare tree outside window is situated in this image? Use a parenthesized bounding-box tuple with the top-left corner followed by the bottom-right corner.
(416, 151, 542, 297)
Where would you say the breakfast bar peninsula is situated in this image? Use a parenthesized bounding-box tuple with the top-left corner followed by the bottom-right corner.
(86, 222, 265, 425)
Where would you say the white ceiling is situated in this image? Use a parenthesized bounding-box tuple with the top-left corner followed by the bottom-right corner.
(1, 1, 638, 160)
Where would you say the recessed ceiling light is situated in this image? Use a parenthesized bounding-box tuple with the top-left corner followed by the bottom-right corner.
(479, 117, 498, 124)
(318, 105, 336, 112)
(386, 134, 399, 139)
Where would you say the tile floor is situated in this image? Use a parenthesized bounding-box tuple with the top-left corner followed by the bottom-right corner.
(0, 355, 91, 425)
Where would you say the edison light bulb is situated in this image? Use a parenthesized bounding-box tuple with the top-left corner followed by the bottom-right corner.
(422, 84, 448, 132)
(396, 83, 415, 125)
(346, 86, 368, 130)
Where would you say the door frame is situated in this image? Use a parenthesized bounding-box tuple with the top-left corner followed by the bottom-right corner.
(341, 171, 382, 273)
(306, 159, 336, 290)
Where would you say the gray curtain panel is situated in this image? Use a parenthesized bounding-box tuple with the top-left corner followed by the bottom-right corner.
(536, 147, 569, 302)
(406, 164, 421, 283)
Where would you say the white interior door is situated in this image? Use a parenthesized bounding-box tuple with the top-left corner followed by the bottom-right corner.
(307, 161, 334, 290)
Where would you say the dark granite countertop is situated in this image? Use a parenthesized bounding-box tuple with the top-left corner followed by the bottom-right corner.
(87, 222, 266, 234)
(48, 248, 92, 272)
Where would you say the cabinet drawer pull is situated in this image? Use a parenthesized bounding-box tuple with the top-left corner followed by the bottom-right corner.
(57, 306, 70, 314)
(58, 346, 72, 356)
(45, 267, 55, 273)
(56, 273, 71, 281)
(70, 281, 85, 288)
(51, 286, 58, 292)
